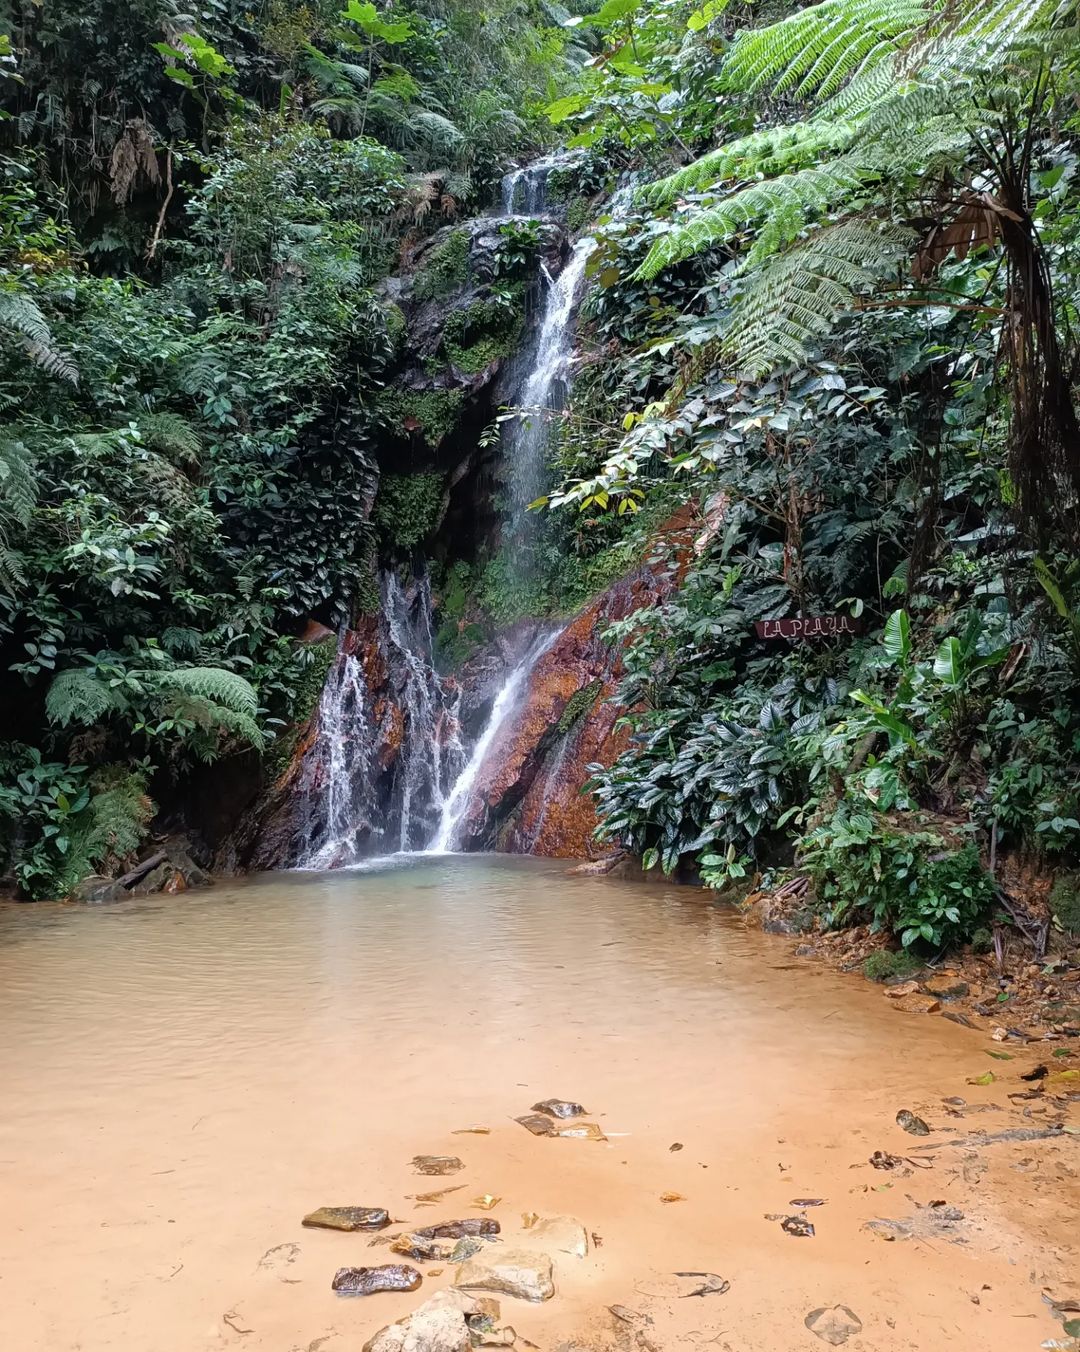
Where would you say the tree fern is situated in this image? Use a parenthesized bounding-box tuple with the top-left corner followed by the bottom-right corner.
(722, 0, 931, 99)
(723, 220, 915, 375)
(0, 437, 37, 526)
(642, 122, 859, 207)
(636, 159, 869, 280)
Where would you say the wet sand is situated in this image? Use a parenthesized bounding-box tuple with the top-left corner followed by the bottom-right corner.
(0, 855, 1076, 1351)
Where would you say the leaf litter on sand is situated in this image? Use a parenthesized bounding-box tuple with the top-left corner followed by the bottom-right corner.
(967, 1071, 996, 1086)
(674, 1272, 730, 1298)
(408, 1184, 466, 1206)
(411, 1155, 464, 1175)
(471, 1194, 500, 1210)
(659, 1192, 686, 1203)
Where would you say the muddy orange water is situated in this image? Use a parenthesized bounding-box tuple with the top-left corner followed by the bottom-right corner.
(1, 855, 1077, 1352)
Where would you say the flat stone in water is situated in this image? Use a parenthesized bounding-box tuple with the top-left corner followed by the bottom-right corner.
(412, 1155, 465, 1175)
(515, 1114, 556, 1137)
(532, 1098, 586, 1119)
(455, 1247, 555, 1302)
(303, 1205, 390, 1231)
(415, 1219, 500, 1239)
(332, 1264, 422, 1296)
(805, 1306, 863, 1345)
(527, 1215, 588, 1257)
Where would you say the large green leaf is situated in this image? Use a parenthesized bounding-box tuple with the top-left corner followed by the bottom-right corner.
(882, 609, 911, 664)
(933, 636, 962, 687)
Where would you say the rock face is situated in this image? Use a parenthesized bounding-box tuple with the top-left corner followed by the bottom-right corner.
(454, 506, 699, 857)
(455, 1248, 555, 1302)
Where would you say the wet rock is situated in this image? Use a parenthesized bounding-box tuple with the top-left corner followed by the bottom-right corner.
(412, 1155, 465, 1175)
(391, 1234, 461, 1262)
(416, 1219, 500, 1240)
(363, 1307, 470, 1352)
(804, 1306, 863, 1345)
(333, 1264, 422, 1296)
(473, 1328, 516, 1347)
(890, 993, 941, 1014)
(303, 1206, 390, 1231)
(455, 1248, 555, 1302)
(455, 506, 699, 857)
(896, 1109, 931, 1136)
(515, 1114, 555, 1137)
(532, 1099, 587, 1119)
(68, 875, 127, 904)
(416, 1290, 501, 1322)
(527, 1216, 588, 1257)
(922, 976, 970, 1000)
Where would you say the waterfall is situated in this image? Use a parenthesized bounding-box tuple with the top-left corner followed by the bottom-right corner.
(296, 652, 374, 869)
(427, 627, 562, 853)
(382, 571, 467, 852)
(506, 235, 594, 539)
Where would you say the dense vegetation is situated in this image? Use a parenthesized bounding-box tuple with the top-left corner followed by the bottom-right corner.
(4, 0, 1080, 965)
(0, 0, 566, 896)
(539, 0, 1080, 952)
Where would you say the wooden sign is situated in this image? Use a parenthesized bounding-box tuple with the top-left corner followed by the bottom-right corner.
(755, 615, 863, 640)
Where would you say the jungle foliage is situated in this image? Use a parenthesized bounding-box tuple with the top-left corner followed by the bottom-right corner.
(541, 0, 1080, 953)
(0, 0, 565, 896)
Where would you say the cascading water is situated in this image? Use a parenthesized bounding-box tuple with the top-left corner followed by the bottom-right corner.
(295, 651, 374, 869)
(382, 571, 466, 852)
(427, 627, 562, 853)
(506, 234, 594, 541)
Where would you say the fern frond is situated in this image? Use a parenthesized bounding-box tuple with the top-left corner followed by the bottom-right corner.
(0, 292, 78, 383)
(636, 159, 869, 280)
(723, 0, 930, 98)
(155, 666, 259, 718)
(46, 669, 123, 727)
(0, 437, 37, 526)
(723, 220, 915, 376)
(136, 412, 202, 468)
(181, 700, 266, 751)
(642, 122, 859, 206)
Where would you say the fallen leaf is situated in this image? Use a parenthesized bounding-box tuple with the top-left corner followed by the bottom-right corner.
(967, 1071, 996, 1086)
(674, 1272, 730, 1298)
(985, 1050, 1014, 1061)
(471, 1194, 500, 1211)
(1065, 1319, 1080, 1338)
(669, 1142, 684, 1152)
(660, 1192, 686, 1203)
(1049, 1069, 1080, 1083)
(781, 1215, 815, 1238)
(409, 1184, 466, 1205)
(869, 1151, 903, 1169)
(452, 1126, 491, 1135)
(790, 1198, 826, 1207)
(521, 1212, 539, 1229)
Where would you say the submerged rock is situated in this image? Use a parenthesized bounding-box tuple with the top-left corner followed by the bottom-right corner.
(412, 1155, 465, 1175)
(332, 1264, 422, 1296)
(363, 1307, 469, 1352)
(303, 1205, 390, 1231)
(515, 1114, 556, 1137)
(415, 1219, 500, 1239)
(805, 1306, 863, 1345)
(527, 1216, 588, 1258)
(455, 1248, 555, 1302)
(531, 1099, 586, 1119)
